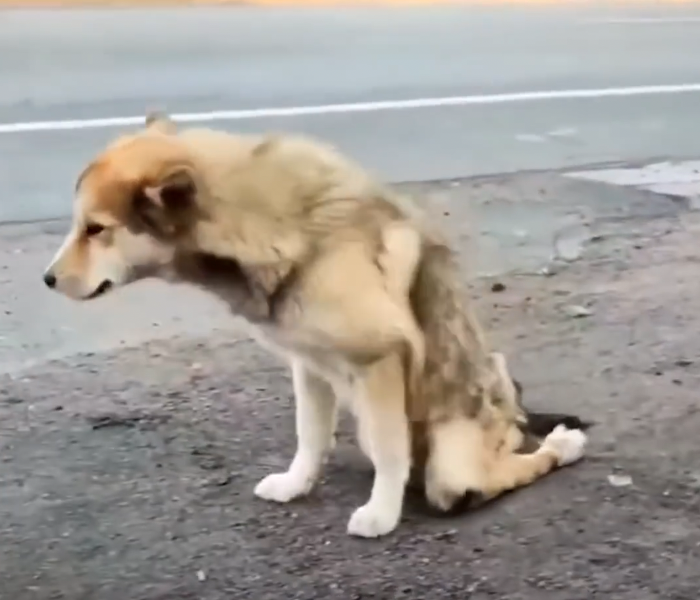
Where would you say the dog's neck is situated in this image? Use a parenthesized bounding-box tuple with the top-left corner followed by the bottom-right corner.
(169, 250, 297, 324)
(161, 201, 307, 323)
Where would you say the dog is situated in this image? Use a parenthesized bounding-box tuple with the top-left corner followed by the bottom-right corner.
(43, 113, 589, 538)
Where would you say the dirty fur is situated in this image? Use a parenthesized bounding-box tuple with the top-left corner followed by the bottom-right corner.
(43, 113, 589, 538)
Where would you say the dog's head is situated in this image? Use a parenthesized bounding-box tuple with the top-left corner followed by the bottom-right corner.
(43, 114, 201, 301)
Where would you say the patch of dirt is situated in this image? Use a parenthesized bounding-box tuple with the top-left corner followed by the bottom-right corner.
(2, 204, 700, 599)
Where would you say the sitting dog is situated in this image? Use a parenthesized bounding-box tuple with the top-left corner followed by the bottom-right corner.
(43, 113, 588, 538)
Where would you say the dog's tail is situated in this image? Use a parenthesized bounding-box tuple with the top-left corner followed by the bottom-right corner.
(524, 411, 594, 437)
(512, 378, 594, 437)
(511, 378, 594, 456)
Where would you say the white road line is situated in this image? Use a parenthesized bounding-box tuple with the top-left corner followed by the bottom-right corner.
(3, 83, 700, 135)
(583, 17, 700, 24)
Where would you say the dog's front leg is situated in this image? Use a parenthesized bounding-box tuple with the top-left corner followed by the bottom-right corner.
(347, 352, 410, 538)
(254, 360, 337, 502)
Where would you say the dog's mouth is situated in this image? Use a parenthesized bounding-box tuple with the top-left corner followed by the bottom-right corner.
(86, 279, 113, 299)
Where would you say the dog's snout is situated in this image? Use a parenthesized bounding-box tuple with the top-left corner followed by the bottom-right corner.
(43, 271, 57, 289)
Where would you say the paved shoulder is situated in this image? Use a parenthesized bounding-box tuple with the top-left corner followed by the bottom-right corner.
(1, 171, 699, 599)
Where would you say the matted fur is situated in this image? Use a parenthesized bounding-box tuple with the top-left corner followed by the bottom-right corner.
(43, 114, 588, 538)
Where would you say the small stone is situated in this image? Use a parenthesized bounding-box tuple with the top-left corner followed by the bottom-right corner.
(563, 305, 592, 318)
(554, 223, 592, 262)
(207, 473, 232, 487)
(196, 570, 206, 582)
(687, 196, 700, 211)
(433, 528, 458, 540)
(490, 282, 506, 293)
(607, 474, 633, 487)
(537, 263, 561, 277)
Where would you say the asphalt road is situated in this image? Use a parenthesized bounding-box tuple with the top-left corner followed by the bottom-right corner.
(3, 174, 700, 599)
(3, 4, 700, 221)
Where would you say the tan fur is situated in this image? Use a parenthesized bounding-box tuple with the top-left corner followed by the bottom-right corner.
(43, 113, 586, 538)
(375, 221, 426, 400)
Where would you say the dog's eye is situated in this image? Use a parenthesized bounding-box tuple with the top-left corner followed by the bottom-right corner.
(85, 223, 105, 237)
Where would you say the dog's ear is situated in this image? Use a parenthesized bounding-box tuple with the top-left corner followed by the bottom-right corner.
(132, 166, 196, 238)
(145, 111, 177, 135)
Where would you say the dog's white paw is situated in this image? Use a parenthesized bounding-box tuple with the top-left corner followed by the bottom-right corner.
(543, 424, 588, 466)
(346, 502, 400, 538)
(254, 472, 311, 503)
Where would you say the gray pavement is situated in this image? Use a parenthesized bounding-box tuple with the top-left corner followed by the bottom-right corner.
(2, 173, 700, 600)
(3, 4, 700, 221)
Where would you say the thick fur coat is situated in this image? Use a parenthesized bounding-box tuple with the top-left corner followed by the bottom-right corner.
(43, 114, 588, 538)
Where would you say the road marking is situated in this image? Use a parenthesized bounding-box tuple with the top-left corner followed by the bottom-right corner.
(567, 160, 700, 203)
(583, 17, 700, 24)
(3, 83, 700, 135)
(568, 160, 700, 187)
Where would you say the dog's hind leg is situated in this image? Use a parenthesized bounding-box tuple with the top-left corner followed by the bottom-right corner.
(347, 351, 411, 538)
(479, 424, 587, 502)
(424, 417, 588, 511)
(255, 360, 337, 503)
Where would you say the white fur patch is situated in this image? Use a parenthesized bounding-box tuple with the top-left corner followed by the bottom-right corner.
(45, 228, 79, 275)
(346, 415, 407, 538)
(542, 424, 588, 466)
(347, 498, 402, 538)
(254, 471, 313, 503)
(255, 361, 337, 504)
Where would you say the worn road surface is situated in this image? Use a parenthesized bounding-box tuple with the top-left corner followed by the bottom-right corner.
(3, 3, 700, 600)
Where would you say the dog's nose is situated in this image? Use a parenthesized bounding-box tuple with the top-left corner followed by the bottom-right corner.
(43, 272, 57, 289)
